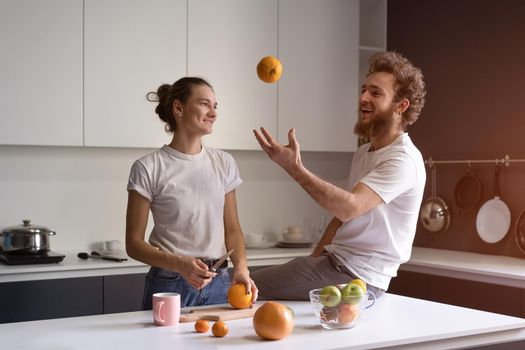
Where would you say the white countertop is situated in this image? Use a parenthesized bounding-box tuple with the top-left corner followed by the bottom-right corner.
(0, 247, 312, 283)
(401, 247, 525, 288)
(0, 293, 524, 350)
(1, 246, 524, 288)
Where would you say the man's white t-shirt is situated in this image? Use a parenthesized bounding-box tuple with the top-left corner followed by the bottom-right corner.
(127, 145, 242, 260)
(325, 133, 426, 290)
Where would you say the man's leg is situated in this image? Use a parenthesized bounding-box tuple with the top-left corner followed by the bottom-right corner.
(251, 253, 355, 300)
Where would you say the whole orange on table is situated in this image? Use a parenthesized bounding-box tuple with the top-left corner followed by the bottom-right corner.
(256, 55, 283, 83)
(253, 301, 294, 340)
(194, 319, 210, 333)
(212, 321, 229, 337)
(227, 283, 252, 309)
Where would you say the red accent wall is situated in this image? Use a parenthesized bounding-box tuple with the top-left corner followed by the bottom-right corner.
(387, 0, 525, 258)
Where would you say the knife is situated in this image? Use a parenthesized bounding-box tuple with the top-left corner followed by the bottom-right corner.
(209, 249, 234, 272)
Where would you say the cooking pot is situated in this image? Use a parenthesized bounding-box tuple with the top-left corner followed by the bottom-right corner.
(420, 166, 451, 233)
(1, 220, 56, 254)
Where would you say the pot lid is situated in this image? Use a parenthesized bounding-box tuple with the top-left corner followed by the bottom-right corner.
(2, 220, 55, 235)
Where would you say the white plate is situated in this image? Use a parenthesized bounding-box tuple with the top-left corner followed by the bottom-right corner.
(276, 241, 312, 248)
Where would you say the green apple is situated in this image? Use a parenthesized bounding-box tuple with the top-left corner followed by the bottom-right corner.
(319, 285, 342, 307)
(341, 282, 364, 304)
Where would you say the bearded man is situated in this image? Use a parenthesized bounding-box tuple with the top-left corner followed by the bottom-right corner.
(251, 51, 427, 299)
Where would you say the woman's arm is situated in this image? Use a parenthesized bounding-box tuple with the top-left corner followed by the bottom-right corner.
(223, 190, 258, 302)
(125, 190, 215, 289)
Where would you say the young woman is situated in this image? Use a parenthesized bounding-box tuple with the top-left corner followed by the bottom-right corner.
(126, 77, 257, 309)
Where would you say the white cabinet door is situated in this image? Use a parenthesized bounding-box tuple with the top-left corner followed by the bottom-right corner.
(188, 0, 278, 150)
(84, 0, 186, 148)
(279, 0, 359, 152)
(0, 0, 83, 146)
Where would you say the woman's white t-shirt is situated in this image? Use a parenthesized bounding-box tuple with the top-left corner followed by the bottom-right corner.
(127, 145, 242, 260)
(325, 133, 426, 290)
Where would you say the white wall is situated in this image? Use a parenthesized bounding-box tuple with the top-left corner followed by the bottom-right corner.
(0, 146, 351, 252)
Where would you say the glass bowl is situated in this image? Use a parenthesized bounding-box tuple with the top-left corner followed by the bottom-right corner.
(309, 288, 376, 329)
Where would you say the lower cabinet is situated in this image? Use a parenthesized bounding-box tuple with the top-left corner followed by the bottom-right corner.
(103, 273, 146, 314)
(389, 270, 524, 318)
(0, 273, 146, 324)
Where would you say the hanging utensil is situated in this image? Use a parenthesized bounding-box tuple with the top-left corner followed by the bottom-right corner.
(515, 209, 525, 255)
(454, 162, 483, 213)
(419, 165, 451, 233)
(476, 164, 511, 243)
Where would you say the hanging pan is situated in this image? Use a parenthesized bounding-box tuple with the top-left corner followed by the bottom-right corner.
(515, 209, 525, 255)
(419, 166, 451, 233)
(475, 164, 511, 243)
(454, 162, 483, 213)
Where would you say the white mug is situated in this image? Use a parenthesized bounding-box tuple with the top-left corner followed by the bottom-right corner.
(245, 233, 268, 247)
(102, 240, 123, 252)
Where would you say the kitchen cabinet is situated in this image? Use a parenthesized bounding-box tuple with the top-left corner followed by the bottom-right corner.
(103, 273, 145, 314)
(278, 0, 359, 152)
(389, 270, 525, 318)
(0, 0, 83, 146)
(359, 0, 387, 86)
(0, 273, 146, 324)
(187, 0, 278, 150)
(83, 0, 185, 148)
(0, 277, 102, 323)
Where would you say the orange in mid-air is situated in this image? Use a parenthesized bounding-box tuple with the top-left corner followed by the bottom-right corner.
(227, 283, 252, 309)
(194, 319, 210, 333)
(257, 56, 283, 83)
(212, 321, 229, 337)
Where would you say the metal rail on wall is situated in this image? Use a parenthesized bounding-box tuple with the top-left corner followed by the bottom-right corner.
(425, 155, 525, 168)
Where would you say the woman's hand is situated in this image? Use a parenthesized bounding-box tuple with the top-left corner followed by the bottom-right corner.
(176, 256, 217, 290)
(231, 268, 259, 306)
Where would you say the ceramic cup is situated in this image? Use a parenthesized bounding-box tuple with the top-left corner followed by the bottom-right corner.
(245, 233, 268, 247)
(153, 292, 181, 326)
(101, 240, 123, 252)
(282, 225, 304, 242)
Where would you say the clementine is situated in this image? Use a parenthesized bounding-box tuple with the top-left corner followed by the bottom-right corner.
(227, 283, 252, 309)
(256, 56, 283, 83)
(212, 321, 229, 337)
(253, 301, 294, 340)
(194, 319, 210, 333)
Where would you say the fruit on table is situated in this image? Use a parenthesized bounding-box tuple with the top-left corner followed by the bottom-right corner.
(253, 301, 295, 340)
(319, 285, 342, 307)
(350, 278, 367, 293)
(341, 282, 365, 305)
(227, 283, 252, 309)
(212, 321, 229, 337)
(256, 55, 283, 83)
(338, 303, 360, 324)
(194, 319, 210, 333)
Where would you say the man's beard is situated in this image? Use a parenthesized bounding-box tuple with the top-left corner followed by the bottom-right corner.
(354, 111, 391, 139)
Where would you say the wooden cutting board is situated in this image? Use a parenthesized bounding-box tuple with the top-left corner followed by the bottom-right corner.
(180, 305, 259, 323)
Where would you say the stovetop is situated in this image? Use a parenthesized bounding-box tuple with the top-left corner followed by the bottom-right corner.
(0, 250, 66, 265)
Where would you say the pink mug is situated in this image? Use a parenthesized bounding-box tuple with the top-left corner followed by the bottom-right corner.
(152, 292, 181, 326)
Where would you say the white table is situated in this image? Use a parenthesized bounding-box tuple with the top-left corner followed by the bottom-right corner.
(0, 294, 524, 350)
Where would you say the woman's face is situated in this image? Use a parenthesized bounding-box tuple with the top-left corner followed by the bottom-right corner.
(175, 84, 217, 137)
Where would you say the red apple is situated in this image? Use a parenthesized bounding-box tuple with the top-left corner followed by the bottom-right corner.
(338, 303, 360, 324)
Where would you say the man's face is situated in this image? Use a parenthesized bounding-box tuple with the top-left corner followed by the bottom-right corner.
(354, 72, 399, 139)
